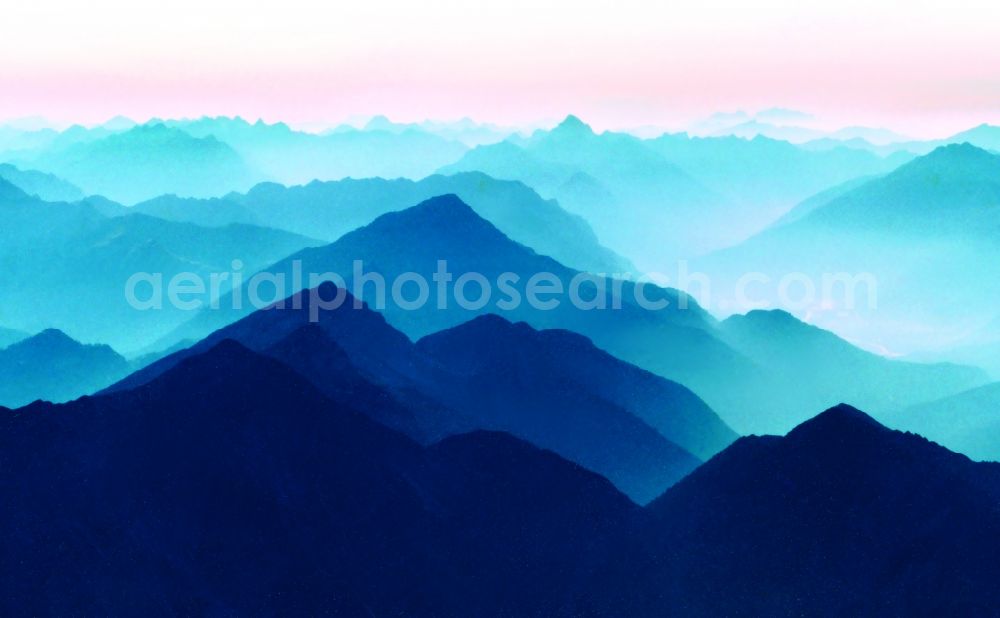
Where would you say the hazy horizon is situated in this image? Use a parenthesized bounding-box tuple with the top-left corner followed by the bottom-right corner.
(4, 0, 1000, 137)
(2, 109, 998, 143)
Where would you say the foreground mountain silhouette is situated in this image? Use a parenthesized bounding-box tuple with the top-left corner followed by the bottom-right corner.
(1, 339, 635, 615)
(159, 194, 982, 435)
(111, 284, 732, 502)
(8, 349, 1000, 615)
(575, 404, 1000, 616)
(0, 329, 129, 407)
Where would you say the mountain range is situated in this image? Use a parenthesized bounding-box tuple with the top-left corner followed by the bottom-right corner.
(109, 283, 735, 503)
(441, 115, 909, 267)
(17, 123, 262, 203)
(5, 331, 1000, 614)
(0, 179, 320, 350)
(5, 110, 1000, 614)
(131, 172, 633, 274)
(0, 162, 84, 201)
(155, 194, 983, 437)
(160, 116, 468, 185)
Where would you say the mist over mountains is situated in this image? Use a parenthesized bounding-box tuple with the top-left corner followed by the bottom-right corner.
(697, 143, 1000, 354)
(3, 110, 1000, 614)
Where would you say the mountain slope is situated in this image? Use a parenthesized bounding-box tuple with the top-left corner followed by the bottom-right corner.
(883, 382, 1000, 461)
(0, 163, 84, 201)
(0, 329, 129, 407)
(716, 310, 986, 434)
(414, 315, 704, 502)
(417, 314, 736, 460)
(131, 194, 261, 227)
(0, 327, 28, 349)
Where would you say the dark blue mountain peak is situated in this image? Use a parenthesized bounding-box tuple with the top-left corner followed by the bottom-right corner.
(417, 314, 585, 363)
(785, 403, 888, 441)
(153, 338, 271, 381)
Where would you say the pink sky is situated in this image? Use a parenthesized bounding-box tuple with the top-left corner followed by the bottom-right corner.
(3, 0, 1000, 136)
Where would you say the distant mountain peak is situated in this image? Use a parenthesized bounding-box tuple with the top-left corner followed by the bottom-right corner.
(358, 194, 499, 240)
(921, 142, 995, 164)
(100, 115, 137, 131)
(896, 142, 1000, 179)
(8, 328, 80, 352)
(33, 328, 74, 342)
(364, 115, 399, 131)
(552, 114, 594, 136)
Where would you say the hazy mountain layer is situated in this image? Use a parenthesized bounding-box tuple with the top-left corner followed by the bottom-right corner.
(0, 180, 320, 350)
(883, 382, 1000, 461)
(0, 163, 83, 201)
(0, 329, 129, 407)
(162, 116, 468, 185)
(21, 124, 262, 203)
(133, 172, 633, 274)
(696, 143, 1000, 356)
(441, 116, 906, 267)
(715, 309, 986, 434)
